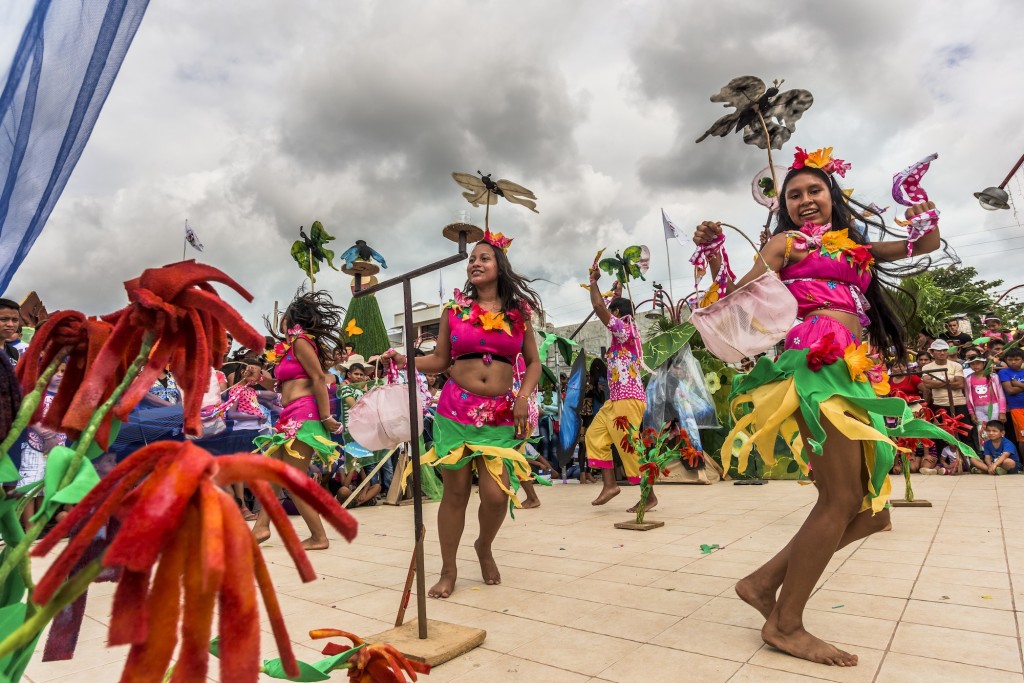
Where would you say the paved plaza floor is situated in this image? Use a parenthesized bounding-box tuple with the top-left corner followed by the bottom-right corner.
(23, 473, 1024, 682)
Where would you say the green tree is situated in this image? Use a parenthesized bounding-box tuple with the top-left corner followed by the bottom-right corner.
(888, 265, 1024, 339)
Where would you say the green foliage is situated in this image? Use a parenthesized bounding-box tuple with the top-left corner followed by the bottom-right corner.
(342, 294, 391, 358)
(641, 322, 696, 374)
(890, 265, 1024, 339)
(290, 220, 338, 280)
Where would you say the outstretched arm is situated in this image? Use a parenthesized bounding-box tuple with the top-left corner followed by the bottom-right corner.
(871, 201, 940, 262)
(589, 266, 612, 326)
(692, 221, 787, 293)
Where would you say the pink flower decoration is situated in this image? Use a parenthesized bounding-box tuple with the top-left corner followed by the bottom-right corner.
(792, 147, 809, 169)
(830, 158, 851, 177)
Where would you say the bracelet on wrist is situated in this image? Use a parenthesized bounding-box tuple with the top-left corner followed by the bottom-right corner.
(320, 416, 332, 422)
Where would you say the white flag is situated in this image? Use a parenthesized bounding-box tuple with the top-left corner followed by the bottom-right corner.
(184, 219, 204, 252)
(661, 209, 687, 247)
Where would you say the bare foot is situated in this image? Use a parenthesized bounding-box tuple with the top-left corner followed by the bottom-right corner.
(429, 568, 457, 598)
(735, 574, 776, 620)
(627, 493, 658, 514)
(253, 527, 271, 545)
(762, 619, 858, 666)
(475, 539, 501, 585)
(591, 486, 621, 505)
(521, 497, 541, 509)
(301, 537, 330, 551)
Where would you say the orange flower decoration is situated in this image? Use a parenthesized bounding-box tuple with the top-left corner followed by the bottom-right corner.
(843, 342, 873, 383)
(479, 310, 511, 335)
(310, 630, 430, 683)
(820, 229, 858, 256)
(31, 441, 358, 681)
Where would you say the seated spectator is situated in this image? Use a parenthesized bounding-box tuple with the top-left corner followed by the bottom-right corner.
(977, 420, 1019, 475)
(889, 361, 922, 401)
(144, 366, 182, 407)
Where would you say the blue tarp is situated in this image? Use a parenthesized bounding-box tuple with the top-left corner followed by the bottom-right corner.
(0, 0, 150, 293)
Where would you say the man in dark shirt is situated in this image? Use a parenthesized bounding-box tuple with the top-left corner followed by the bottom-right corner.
(939, 318, 971, 359)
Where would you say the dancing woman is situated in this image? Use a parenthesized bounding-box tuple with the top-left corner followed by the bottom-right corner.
(252, 290, 343, 550)
(693, 148, 965, 666)
(388, 231, 542, 598)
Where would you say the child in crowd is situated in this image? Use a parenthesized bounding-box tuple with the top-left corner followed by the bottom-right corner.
(984, 314, 1012, 343)
(998, 348, 1024, 444)
(965, 356, 1006, 447)
(978, 420, 1019, 475)
(987, 340, 1007, 371)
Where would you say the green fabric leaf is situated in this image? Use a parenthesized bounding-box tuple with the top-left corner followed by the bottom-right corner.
(261, 658, 331, 681)
(0, 454, 17, 484)
(209, 636, 220, 658)
(537, 332, 577, 366)
(641, 323, 696, 374)
(0, 601, 42, 682)
(31, 446, 100, 522)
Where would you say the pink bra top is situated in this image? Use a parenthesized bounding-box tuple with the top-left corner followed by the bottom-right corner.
(444, 289, 528, 362)
(274, 335, 316, 382)
(780, 247, 873, 326)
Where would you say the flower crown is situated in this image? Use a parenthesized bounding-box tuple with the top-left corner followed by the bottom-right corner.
(790, 147, 851, 178)
(481, 227, 513, 253)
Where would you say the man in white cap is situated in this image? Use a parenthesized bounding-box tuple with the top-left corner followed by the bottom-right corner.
(921, 339, 973, 449)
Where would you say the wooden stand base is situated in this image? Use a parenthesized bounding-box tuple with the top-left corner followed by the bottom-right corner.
(891, 499, 933, 507)
(614, 520, 665, 531)
(365, 619, 486, 667)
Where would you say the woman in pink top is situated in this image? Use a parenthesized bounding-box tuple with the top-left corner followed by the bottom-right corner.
(387, 230, 542, 599)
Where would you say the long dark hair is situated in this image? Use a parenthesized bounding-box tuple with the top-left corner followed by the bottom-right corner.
(265, 288, 345, 368)
(773, 167, 957, 360)
(462, 242, 542, 317)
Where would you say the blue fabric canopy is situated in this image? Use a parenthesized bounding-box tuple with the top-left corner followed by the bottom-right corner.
(0, 0, 149, 293)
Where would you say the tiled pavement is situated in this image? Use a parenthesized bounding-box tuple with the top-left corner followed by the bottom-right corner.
(23, 473, 1024, 682)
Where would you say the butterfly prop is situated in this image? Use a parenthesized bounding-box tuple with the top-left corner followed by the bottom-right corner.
(599, 245, 650, 284)
(451, 171, 538, 228)
(558, 352, 587, 467)
(290, 221, 338, 286)
(345, 319, 364, 337)
(695, 76, 813, 151)
(891, 153, 941, 257)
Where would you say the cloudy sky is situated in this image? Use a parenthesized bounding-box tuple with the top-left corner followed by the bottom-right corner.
(3, 0, 1024, 333)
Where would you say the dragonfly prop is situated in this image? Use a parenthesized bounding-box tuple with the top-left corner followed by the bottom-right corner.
(599, 245, 650, 303)
(451, 171, 538, 228)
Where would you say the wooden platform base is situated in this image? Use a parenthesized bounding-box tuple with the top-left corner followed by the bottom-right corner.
(891, 499, 933, 507)
(365, 619, 486, 667)
(614, 520, 665, 531)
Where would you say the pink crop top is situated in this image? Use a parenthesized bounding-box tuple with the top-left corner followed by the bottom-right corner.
(445, 289, 528, 364)
(273, 335, 316, 382)
(780, 238, 873, 326)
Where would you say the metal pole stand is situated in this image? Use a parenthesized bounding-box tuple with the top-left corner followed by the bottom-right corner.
(357, 224, 486, 666)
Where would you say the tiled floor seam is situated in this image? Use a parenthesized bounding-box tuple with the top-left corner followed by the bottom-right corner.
(868, 478, 947, 683)
(995, 479, 1024, 674)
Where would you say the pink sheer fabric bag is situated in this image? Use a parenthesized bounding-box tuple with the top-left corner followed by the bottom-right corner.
(347, 360, 424, 451)
(689, 223, 797, 362)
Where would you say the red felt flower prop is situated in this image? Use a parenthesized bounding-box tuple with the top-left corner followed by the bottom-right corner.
(805, 332, 843, 371)
(619, 434, 636, 455)
(15, 311, 124, 445)
(612, 415, 632, 432)
(933, 409, 971, 439)
(63, 261, 265, 441)
(31, 441, 358, 681)
(848, 245, 875, 272)
(310, 630, 430, 683)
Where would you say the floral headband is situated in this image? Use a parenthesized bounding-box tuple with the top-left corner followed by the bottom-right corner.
(790, 147, 851, 178)
(481, 227, 513, 253)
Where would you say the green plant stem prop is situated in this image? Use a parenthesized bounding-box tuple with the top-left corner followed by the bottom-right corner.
(0, 334, 154, 596)
(0, 560, 102, 661)
(616, 418, 701, 525)
(901, 451, 914, 502)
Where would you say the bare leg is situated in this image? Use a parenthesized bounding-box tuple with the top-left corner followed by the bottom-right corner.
(475, 462, 510, 586)
(736, 506, 890, 620)
(520, 480, 541, 508)
(251, 452, 285, 544)
(287, 442, 330, 550)
(429, 461, 472, 598)
(591, 468, 621, 505)
(759, 416, 865, 666)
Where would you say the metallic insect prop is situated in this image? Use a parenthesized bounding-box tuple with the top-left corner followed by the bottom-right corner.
(695, 76, 813, 151)
(290, 221, 338, 285)
(340, 240, 388, 270)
